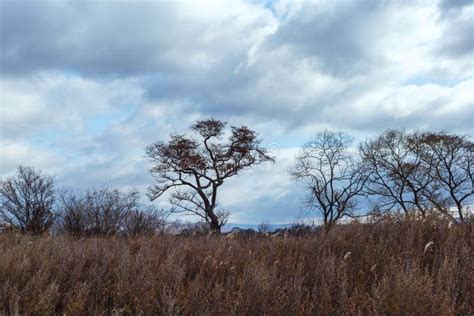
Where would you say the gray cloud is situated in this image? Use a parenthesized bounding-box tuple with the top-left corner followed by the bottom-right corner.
(2, 0, 471, 132)
(266, 1, 387, 78)
(1, 0, 473, 223)
(1, 1, 174, 76)
(435, 11, 474, 58)
(439, 0, 473, 12)
(1, 1, 273, 78)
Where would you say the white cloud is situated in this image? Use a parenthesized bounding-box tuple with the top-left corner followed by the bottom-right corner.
(0, 140, 64, 177)
(1, 0, 472, 223)
(0, 74, 142, 140)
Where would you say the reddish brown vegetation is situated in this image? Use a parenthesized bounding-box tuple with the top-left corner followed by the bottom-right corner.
(1, 218, 472, 315)
(146, 119, 273, 233)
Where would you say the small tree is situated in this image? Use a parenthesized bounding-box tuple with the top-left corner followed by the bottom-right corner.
(410, 132, 473, 222)
(57, 189, 88, 235)
(58, 187, 139, 236)
(360, 130, 433, 216)
(123, 206, 169, 237)
(290, 131, 367, 230)
(0, 166, 55, 234)
(146, 118, 273, 233)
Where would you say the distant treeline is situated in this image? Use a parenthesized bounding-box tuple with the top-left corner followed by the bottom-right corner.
(0, 120, 472, 235)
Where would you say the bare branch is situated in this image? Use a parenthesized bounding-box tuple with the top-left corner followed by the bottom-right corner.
(291, 131, 367, 230)
(0, 166, 55, 234)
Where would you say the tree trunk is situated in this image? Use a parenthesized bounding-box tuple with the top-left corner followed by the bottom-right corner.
(456, 201, 464, 223)
(207, 207, 221, 234)
(209, 223, 221, 234)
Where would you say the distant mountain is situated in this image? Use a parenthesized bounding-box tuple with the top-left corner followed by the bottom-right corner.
(222, 223, 293, 233)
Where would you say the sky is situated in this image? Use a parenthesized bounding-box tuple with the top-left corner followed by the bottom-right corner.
(1, 0, 473, 224)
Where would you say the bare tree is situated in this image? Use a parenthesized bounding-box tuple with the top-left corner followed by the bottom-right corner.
(87, 187, 139, 236)
(123, 205, 170, 237)
(146, 118, 273, 233)
(409, 132, 473, 222)
(58, 187, 139, 236)
(57, 189, 88, 235)
(0, 166, 55, 234)
(360, 130, 433, 216)
(290, 131, 367, 231)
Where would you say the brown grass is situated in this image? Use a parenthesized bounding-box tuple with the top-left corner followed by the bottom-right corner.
(0, 219, 473, 315)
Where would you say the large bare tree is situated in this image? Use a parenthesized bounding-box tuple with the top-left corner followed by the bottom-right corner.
(360, 130, 433, 216)
(290, 131, 368, 230)
(146, 119, 273, 233)
(0, 166, 55, 234)
(409, 132, 473, 222)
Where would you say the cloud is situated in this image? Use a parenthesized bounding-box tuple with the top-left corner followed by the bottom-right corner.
(0, 0, 275, 77)
(0, 141, 64, 176)
(0, 74, 142, 141)
(435, 2, 474, 58)
(1, 0, 473, 223)
(439, 0, 473, 13)
(266, 1, 388, 78)
(2, 0, 471, 132)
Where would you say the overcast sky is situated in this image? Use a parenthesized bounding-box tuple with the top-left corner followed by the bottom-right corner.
(1, 0, 473, 224)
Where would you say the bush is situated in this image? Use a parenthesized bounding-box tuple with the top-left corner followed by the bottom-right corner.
(123, 206, 169, 237)
(58, 188, 170, 237)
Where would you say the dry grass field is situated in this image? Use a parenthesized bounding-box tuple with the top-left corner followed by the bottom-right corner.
(1, 217, 473, 315)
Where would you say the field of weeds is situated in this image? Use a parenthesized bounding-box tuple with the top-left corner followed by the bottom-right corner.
(1, 219, 473, 315)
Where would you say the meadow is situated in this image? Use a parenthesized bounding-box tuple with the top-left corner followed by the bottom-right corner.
(1, 216, 472, 315)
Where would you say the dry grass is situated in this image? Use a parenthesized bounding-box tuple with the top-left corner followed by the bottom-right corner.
(0, 218, 473, 315)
